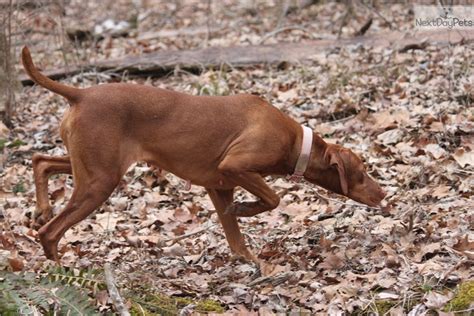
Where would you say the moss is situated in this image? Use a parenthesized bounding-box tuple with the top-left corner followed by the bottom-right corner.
(130, 302, 154, 316)
(0, 138, 26, 151)
(444, 280, 474, 312)
(195, 299, 225, 313)
(373, 300, 396, 315)
(352, 299, 397, 316)
(174, 296, 193, 306)
(129, 292, 224, 315)
(13, 181, 25, 193)
(0, 139, 6, 150)
(148, 293, 181, 315)
(7, 139, 26, 148)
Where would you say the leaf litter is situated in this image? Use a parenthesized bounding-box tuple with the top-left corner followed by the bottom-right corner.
(1, 1, 473, 314)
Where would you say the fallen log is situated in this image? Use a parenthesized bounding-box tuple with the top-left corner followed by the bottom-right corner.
(19, 29, 473, 85)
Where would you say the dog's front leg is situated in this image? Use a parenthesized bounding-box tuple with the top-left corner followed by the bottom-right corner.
(218, 167, 280, 217)
(206, 188, 257, 262)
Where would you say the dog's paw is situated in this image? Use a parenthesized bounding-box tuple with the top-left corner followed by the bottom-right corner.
(31, 207, 53, 230)
(31, 216, 47, 230)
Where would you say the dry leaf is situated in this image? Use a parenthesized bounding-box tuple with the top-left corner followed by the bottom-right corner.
(452, 148, 474, 168)
(319, 253, 344, 270)
(453, 235, 474, 252)
(377, 129, 404, 146)
(95, 212, 119, 231)
(8, 255, 24, 272)
(425, 144, 447, 159)
(424, 291, 451, 309)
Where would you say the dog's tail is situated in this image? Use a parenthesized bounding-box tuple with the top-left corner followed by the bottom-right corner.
(21, 46, 81, 103)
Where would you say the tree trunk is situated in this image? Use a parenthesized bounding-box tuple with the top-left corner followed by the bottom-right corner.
(0, 0, 15, 127)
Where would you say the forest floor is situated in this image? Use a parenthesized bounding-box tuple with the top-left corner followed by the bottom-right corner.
(1, 1, 473, 315)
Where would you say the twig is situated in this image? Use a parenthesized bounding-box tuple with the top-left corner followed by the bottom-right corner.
(54, 1, 69, 73)
(134, 303, 146, 315)
(354, 17, 372, 37)
(439, 257, 468, 284)
(258, 25, 313, 45)
(337, 3, 352, 39)
(324, 114, 356, 125)
(452, 307, 474, 314)
(248, 272, 293, 287)
(276, 0, 290, 29)
(104, 263, 130, 316)
(400, 207, 416, 234)
(179, 304, 196, 316)
(0, 205, 19, 246)
(162, 224, 217, 245)
(452, 168, 474, 175)
(445, 22, 456, 100)
(205, 0, 212, 47)
(398, 40, 428, 53)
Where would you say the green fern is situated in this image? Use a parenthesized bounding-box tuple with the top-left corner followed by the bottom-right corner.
(0, 272, 38, 315)
(39, 283, 98, 316)
(45, 266, 106, 294)
(0, 268, 101, 315)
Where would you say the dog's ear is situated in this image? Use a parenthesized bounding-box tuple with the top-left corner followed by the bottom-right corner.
(326, 148, 349, 195)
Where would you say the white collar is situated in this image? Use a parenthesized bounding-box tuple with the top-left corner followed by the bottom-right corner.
(290, 125, 313, 180)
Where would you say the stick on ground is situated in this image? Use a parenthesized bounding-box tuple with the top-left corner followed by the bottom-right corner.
(104, 263, 130, 316)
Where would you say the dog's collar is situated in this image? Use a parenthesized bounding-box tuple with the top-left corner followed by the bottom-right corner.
(289, 125, 313, 182)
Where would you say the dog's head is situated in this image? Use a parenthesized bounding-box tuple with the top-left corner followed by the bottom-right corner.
(305, 144, 386, 207)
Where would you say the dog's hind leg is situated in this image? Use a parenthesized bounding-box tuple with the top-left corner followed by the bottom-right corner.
(37, 146, 127, 261)
(32, 154, 72, 227)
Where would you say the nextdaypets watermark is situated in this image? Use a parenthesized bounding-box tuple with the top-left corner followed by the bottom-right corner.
(414, 5, 474, 29)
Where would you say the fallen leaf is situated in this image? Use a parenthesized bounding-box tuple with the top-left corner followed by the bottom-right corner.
(376, 129, 404, 146)
(414, 242, 442, 263)
(430, 185, 451, 199)
(453, 235, 474, 252)
(452, 147, 474, 168)
(319, 253, 344, 270)
(278, 89, 298, 102)
(95, 212, 119, 231)
(424, 291, 451, 309)
(425, 144, 447, 159)
(376, 292, 399, 299)
(8, 255, 24, 271)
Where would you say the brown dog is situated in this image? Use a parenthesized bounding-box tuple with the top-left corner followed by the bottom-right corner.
(22, 46, 385, 262)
